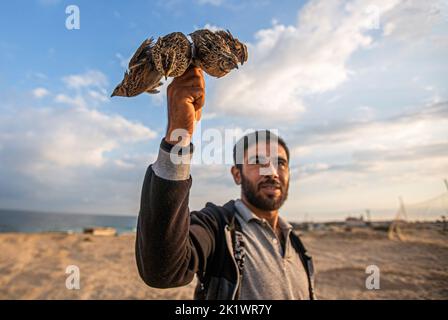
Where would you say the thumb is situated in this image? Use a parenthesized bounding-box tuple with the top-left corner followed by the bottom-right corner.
(195, 108, 202, 121)
(186, 87, 205, 111)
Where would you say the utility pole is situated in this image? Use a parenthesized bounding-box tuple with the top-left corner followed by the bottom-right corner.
(399, 196, 408, 221)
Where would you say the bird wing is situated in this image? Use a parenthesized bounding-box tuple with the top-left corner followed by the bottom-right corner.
(128, 38, 154, 70)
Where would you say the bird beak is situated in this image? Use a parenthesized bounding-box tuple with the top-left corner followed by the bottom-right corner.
(111, 87, 119, 97)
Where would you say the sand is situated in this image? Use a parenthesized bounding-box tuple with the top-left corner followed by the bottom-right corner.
(0, 224, 447, 300)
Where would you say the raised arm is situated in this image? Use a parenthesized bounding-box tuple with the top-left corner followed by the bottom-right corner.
(135, 67, 217, 288)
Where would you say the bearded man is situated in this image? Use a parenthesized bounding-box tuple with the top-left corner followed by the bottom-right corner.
(135, 66, 315, 300)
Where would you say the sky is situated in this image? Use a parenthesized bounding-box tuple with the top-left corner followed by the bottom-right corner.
(0, 0, 447, 221)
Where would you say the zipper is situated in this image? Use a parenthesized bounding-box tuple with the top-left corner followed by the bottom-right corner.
(224, 225, 240, 300)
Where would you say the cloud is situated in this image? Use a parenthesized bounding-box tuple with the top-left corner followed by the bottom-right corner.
(87, 89, 109, 103)
(381, 0, 444, 41)
(62, 70, 108, 90)
(0, 106, 156, 169)
(208, 0, 443, 123)
(285, 101, 448, 215)
(292, 102, 448, 148)
(56, 70, 111, 108)
(115, 53, 131, 69)
(202, 23, 224, 32)
(0, 68, 158, 214)
(0, 102, 157, 213)
(353, 142, 448, 163)
(54, 94, 86, 108)
(32, 87, 50, 99)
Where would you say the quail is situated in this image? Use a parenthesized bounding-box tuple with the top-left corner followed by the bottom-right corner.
(111, 38, 163, 97)
(215, 29, 248, 65)
(151, 32, 192, 80)
(190, 29, 240, 78)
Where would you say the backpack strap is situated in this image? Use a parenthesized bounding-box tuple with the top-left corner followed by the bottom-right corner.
(196, 200, 245, 300)
(290, 233, 316, 300)
(229, 214, 246, 300)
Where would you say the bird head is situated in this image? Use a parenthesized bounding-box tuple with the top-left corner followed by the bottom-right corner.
(111, 72, 128, 97)
(111, 84, 127, 97)
(216, 29, 248, 65)
(219, 53, 239, 73)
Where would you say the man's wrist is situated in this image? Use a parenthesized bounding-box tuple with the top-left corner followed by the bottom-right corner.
(161, 138, 194, 155)
(152, 139, 194, 181)
(165, 128, 192, 147)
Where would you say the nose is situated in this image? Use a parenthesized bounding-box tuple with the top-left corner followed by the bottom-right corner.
(259, 160, 279, 178)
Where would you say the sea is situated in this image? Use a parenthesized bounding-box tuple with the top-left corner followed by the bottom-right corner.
(0, 209, 138, 234)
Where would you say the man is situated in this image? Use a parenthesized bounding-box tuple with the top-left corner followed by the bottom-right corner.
(135, 66, 315, 300)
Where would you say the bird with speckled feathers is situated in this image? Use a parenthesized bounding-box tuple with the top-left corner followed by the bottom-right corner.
(190, 29, 240, 78)
(215, 29, 248, 65)
(111, 38, 163, 97)
(152, 32, 192, 80)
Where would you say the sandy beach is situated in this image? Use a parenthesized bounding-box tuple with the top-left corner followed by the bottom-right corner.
(1, 223, 447, 300)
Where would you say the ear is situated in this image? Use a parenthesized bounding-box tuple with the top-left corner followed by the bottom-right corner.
(231, 166, 242, 185)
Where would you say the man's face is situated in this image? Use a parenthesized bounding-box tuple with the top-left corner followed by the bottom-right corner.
(239, 142, 290, 211)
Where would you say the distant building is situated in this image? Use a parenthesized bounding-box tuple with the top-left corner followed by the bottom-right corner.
(83, 227, 117, 236)
(345, 216, 367, 228)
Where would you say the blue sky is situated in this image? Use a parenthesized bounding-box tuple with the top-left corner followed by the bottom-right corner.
(0, 0, 447, 221)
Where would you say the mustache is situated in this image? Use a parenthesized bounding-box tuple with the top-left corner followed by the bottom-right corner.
(258, 179, 282, 190)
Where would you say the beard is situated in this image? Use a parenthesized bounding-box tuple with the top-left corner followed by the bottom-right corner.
(241, 173, 289, 211)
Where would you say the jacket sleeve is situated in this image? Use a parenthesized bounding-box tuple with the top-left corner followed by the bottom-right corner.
(135, 142, 220, 289)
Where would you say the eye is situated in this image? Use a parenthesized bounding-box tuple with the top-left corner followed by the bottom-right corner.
(219, 60, 227, 70)
(277, 159, 288, 169)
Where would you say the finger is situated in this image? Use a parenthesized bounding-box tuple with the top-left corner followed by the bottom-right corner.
(175, 86, 204, 101)
(193, 67, 205, 88)
(174, 87, 204, 111)
(193, 93, 205, 111)
(176, 65, 201, 82)
(176, 72, 205, 88)
(195, 108, 202, 121)
(177, 78, 204, 89)
(174, 67, 205, 88)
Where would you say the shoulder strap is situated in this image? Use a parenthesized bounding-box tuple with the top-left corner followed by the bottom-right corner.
(290, 233, 316, 300)
(197, 201, 245, 299)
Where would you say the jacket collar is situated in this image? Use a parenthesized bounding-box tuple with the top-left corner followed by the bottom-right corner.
(234, 199, 293, 231)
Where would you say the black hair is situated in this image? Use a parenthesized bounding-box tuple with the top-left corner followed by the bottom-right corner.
(232, 130, 290, 171)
